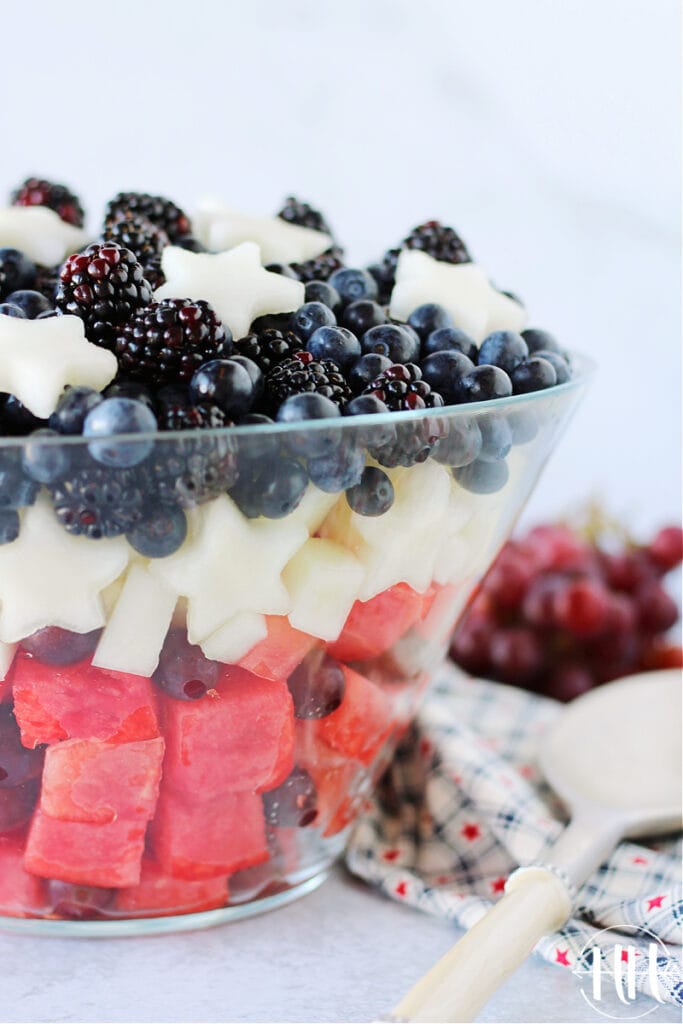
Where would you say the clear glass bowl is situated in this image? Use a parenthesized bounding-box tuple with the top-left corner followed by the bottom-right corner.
(0, 355, 593, 933)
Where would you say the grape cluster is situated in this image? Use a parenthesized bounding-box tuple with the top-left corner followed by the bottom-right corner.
(451, 522, 683, 701)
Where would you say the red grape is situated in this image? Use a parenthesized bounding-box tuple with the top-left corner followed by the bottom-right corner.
(648, 526, 683, 573)
(553, 578, 611, 637)
(635, 583, 679, 633)
(489, 628, 543, 683)
(547, 664, 594, 702)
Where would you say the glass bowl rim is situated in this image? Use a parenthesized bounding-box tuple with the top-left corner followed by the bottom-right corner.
(0, 351, 596, 450)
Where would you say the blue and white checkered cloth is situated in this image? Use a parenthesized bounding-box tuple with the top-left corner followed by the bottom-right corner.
(346, 664, 683, 1006)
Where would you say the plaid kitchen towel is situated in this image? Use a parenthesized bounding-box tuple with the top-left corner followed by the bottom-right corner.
(346, 664, 683, 1006)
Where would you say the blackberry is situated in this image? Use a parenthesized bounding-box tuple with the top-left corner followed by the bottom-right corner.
(289, 246, 345, 283)
(156, 390, 231, 433)
(102, 213, 169, 289)
(11, 177, 84, 228)
(370, 418, 445, 469)
(371, 221, 471, 303)
(55, 242, 153, 350)
(362, 362, 444, 412)
(103, 192, 192, 245)
(116, 298, 231, 387)
(277, 196, 332, 236)
(265, 352, 351, 411)
(49, 463, 149, 540)
(234, 327, 304, 375)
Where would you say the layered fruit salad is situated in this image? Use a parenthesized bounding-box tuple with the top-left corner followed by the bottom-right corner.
(0, 179, 581, 923)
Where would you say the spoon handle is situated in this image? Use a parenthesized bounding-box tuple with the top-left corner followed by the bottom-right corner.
(388, 866, 572, 1023)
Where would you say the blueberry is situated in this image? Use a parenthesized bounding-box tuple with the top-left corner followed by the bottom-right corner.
(346, 466, 394, 516)
(263, 766, 318, 827)
(229, 355, 264, 401)
(265, 262, 300, 280)
(153, 628, 220, 701)
(259, 458, 309, 518)
(433, 417, 482, 467)
(508, 409, 539, 444)
(0, 707, 44, 787)
(533, 350, 570, 384)
(83, 398, 157, 468)
(5, 289, 53, 319)
(460, 365, 512, 403)
(0, 509, 19, 544)
(304, 279, 342, 312)
(307, 325, 361, 370)
(0, 451, 39, 509)
(0, 394, 46, 436)
(287, 650, 346, 719)
(423, 326, 478, 362)
(341, 300, 387, 337)
(49, 386, 103, 436)
(128, 505, 187, 558)
(21, 428, 70, 484)
(21, 626, 101, 666)
(511, 357, 557, 394)
(0, 249, 37, 299)
(308, 443, 364, 493)
(250, 311, 294, 334)
(0, 303, 26, 318)
(347, 353, 392, 394)
(291, 301, 336, 341)
(478, 331, 528, 374)
(420, 350, 474, 404)
(454, 458, 510, 494)
(407, 303, 453, 340)
(522, 328, 561, 355)
(190, 359, 254, 419)
(328, 267, 378, 305)
(361, 323, 420, 364)
(104, 381, 155, 409)
(478, 415, 512, 462)
(277, 393, 341, 458)
(344, 394, 395, 447)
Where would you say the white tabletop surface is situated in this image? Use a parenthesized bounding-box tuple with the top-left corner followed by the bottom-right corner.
(0, 867, 677, 1024)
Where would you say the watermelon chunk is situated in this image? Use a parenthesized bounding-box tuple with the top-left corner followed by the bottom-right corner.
(115, 857, 229, 916)
(25, 812, 147, 887)
(40, 737, 164, 825)
(161, 667, 294, 797)
(0, 830, 48, 917)
(150, 789, 268, 880)
(315, 666, 394, 765)
(239, 616, 318, 682)
(11, 652, 159, 748)
(327, 584, 429, 663)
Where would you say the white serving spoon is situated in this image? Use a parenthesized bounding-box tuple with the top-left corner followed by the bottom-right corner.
(388, 668, 682, 1023)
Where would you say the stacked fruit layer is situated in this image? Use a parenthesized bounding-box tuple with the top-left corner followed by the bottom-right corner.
(0, 180, 581, 920)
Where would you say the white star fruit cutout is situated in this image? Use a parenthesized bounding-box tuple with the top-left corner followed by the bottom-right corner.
(150, 494, 308, 645)
(0, 206, 87, 266)
(0, 495, 129, 644)
(0, 314, 117, 419)
(389, 250, 527, 343)
(194, 200, 332, 264)
(153, 242, 305, 339)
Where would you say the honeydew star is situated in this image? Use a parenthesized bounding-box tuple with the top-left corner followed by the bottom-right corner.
(150, 494, 309, 645)
(0, 313, 118, 419)
(0, 496, 129, 644)
(193, 201, 332, 264)
(153, 241, 305, 339)
(0, 206, 87, 266)
(389, 249, 528, 343)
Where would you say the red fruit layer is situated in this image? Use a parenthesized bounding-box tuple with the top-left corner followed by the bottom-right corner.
(0, 830, 48, 917)
(327, 584, 428, 663)
(315, 666, 394, 765)
(25, 813, 147, 888)
(115, 857, 229, 916)
(239, 616, 318, 681)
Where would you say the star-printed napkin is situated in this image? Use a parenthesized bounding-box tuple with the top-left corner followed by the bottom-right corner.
(346, 664, 683, 1006)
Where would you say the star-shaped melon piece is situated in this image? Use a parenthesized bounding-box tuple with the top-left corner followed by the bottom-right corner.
(153, 242, 304, 339)
(194, 201, 332, 264)
(0, 313, 117, 419)
(389, 250, 527, 343)
(0, 206, 87, 265)
(150, 494, 308, 644)
(0, 496, 129, 644)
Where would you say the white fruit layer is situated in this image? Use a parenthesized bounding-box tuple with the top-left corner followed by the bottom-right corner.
(0, 206, 87, 266)
(194, 201, 332, 264)
(92, 565, 176, 677)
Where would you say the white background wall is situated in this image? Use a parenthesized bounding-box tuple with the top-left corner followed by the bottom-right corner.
(1, 0, 679, 533)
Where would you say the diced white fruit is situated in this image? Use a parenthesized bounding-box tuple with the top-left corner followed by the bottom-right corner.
(93, 564, 177, 677)
(321, 460, 451, 600)
(150, 494, 308, 644)
(194, 201, 332, 264)
(284, 538, 364, 642)
(389, 250, 527, 343)
(433, 478, 483, 586)
(286, 484, 340, 534)
(154, 242, 304, 340)
(0, 642, 16, 681)
(0, 206, 87, 265)
(200, 611, 267, 664)
(0, 496, 129, 644)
